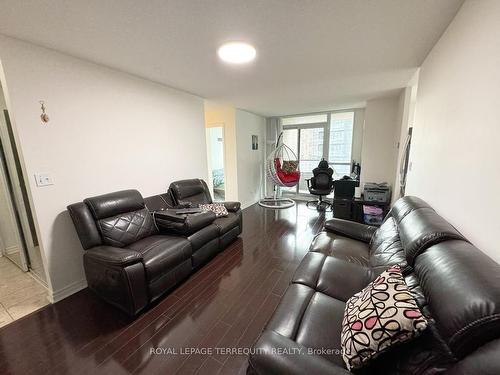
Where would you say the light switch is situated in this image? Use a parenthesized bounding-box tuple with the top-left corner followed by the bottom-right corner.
(34, 173, 54, 187)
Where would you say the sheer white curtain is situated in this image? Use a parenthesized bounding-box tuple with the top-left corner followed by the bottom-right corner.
(264, 117, 282, 197)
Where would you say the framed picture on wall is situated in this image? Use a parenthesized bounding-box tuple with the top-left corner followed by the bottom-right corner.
(252, 135, 258, 150)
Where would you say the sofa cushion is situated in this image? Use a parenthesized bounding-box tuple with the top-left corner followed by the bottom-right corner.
(213, 212, 240, 235)
(126, 235, 191, 282)
(187, 224, 219, 251)
(265, 283, 346, 368)
(310, 231, 370, 266)
(250, 330, 350, 375)
(292, 252, 375, 302)
(341, 265, 428, 370)
(98, 208, 156, 247)
(369, 217, 406, 268)
(296, 292, 346, 367)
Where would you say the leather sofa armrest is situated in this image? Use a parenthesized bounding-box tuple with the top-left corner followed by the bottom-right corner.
(155, 211, 217, 236)
(249, 330, 350, 375)
(83, 246, 148, 316)
(324, 218, 377, 243)
(222, 201, 241, 212)
(84, 246, 143, 267)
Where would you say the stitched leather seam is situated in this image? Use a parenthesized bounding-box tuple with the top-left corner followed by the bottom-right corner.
(122, 265, 141, 314)
(86, 200, 100, 219)
(291, 288, 316, 341)
(408, 233, 466, 264)
(449, 313, 500, 350)
(159, 194, 174, 209)
(396, 206, 431, 223)
(314, 255, 328, 287)
(137, 238, 165, 256)
(87, 252, 140, 266)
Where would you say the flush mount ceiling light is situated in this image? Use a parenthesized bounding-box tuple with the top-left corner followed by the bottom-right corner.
(217, 42, 256, 64)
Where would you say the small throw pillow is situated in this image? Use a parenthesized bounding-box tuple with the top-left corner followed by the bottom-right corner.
(199, 203, 228, 218)
(341, 265, 428, 370)
(282, 160, 299, 173)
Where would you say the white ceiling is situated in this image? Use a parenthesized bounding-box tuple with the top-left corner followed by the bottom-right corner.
(0, 0, 463, 116)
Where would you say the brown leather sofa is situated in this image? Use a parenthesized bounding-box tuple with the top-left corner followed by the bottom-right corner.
(67, 179, 242, 317)
(249, 196, 500, 374)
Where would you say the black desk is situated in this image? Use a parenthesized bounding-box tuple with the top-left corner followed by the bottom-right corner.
(351, 197, 391, 225)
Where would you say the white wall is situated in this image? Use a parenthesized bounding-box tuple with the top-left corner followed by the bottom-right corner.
(0, 35, 208, 300)
(351, 108, 365, 165)
(406, 0, 500, 262)
(360, 95, 401, 188)
(235, 110, 266, 208)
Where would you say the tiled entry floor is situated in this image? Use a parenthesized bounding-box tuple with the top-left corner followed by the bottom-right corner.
(0, 256, 48, 328)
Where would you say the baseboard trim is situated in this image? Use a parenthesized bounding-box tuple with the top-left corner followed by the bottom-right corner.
(50, 279, 87, 303)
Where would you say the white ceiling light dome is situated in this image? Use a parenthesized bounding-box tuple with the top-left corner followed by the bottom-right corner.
(217, 42, 256, 64)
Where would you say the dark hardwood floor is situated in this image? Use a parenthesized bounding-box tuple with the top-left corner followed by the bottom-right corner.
(0, 202, 331, 375)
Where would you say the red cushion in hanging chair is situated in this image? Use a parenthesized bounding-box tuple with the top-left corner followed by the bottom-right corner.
(275, 158, 300, 184)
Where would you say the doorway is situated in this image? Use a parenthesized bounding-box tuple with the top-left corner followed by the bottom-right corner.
(206, 126, 225, 201)
(0, 81, 48, 327)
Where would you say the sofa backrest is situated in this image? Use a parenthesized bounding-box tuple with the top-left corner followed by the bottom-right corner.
(415, 240, 500, 359)
(144, 192, 175, 212)
(398, 207, 465, 266)
(374, 196, 465, 267)
(367, 196, 500, 373)
(388, 195, 434, 224)
(169, 179, 213, 206)
(369, 216, 406, 268)
(68, 189, 156, 249)
(368, 196, 433, 269)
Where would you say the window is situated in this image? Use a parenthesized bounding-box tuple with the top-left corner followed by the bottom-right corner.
(328, 112, 354, 177)
(280, 110, 355, 195)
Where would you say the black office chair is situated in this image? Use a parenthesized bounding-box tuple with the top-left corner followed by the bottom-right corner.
(306, 159, 334, 210)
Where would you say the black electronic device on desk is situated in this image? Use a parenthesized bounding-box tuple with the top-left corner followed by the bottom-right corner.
(332, 177, 358, 220)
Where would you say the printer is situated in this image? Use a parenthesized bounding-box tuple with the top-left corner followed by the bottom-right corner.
(364, 182, 391, 203)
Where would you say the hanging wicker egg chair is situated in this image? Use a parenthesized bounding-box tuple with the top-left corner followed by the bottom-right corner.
(259, 132, 300, 209)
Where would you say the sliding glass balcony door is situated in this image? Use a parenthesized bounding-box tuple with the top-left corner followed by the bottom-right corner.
(298, 127, 324, 193)
(281, 115, 327, 195)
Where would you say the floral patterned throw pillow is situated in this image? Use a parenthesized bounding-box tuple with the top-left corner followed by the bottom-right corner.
(199, 203, 228, 218)
(282, 160, 299, 173)
(341, 265, 428, 370)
